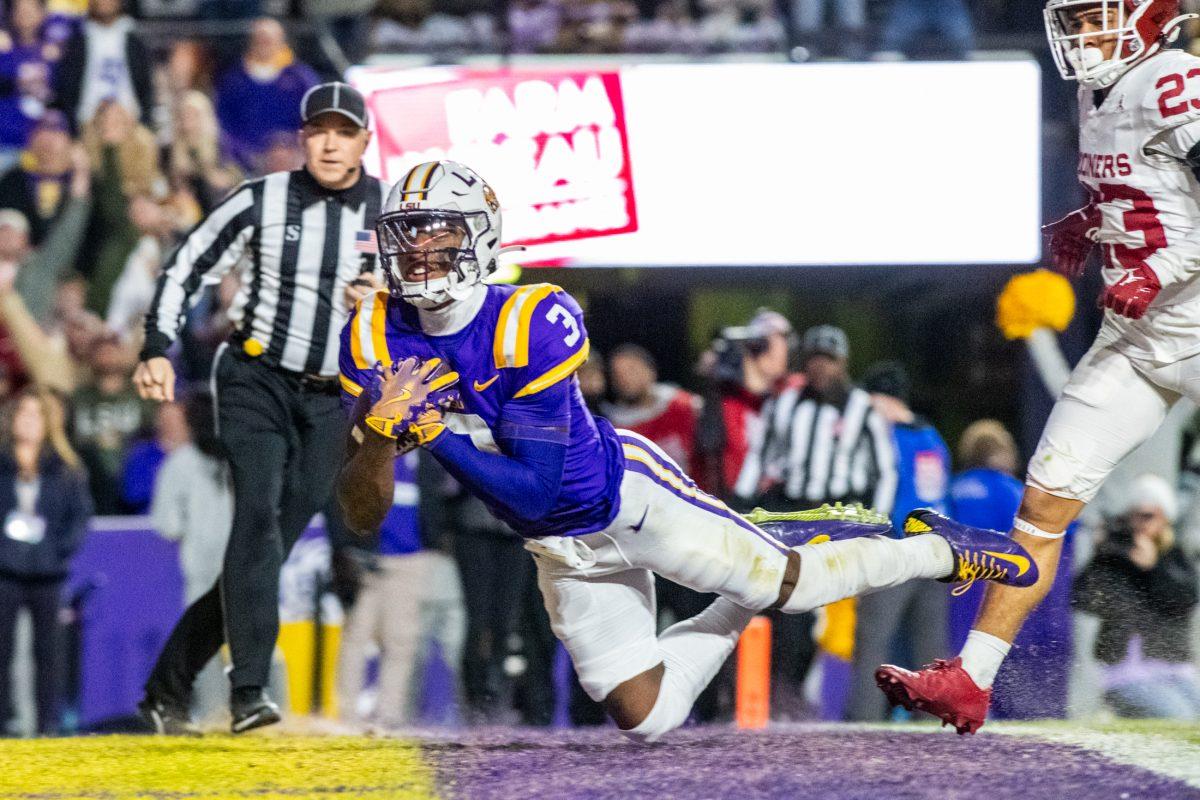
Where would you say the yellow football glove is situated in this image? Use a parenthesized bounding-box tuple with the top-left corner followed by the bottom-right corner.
(364, 357, 460, 442)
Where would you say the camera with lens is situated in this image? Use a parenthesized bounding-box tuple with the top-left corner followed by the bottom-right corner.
(709, 325, 770, 386)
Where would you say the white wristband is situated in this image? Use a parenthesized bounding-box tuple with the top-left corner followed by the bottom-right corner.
(1013, 517, 1065, 540)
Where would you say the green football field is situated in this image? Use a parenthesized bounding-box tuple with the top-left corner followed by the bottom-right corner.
(2, 720, 1199, 800)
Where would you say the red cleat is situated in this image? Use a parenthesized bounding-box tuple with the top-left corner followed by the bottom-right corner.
(875, 657, 991, 735)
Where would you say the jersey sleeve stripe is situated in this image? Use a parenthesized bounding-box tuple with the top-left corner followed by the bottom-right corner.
(339, 374, 364, 397)
(493, 286, 529, 369)
(370, 292, 392, 367)
(512, 337, 590, 398)
(350, 295, 373, 369)
(513, 284, 560, 368)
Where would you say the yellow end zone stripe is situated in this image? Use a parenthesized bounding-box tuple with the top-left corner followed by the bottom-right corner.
(513, 338, 590, 398)
(340, 374, 363, 397)
(621, 443, 732, 513)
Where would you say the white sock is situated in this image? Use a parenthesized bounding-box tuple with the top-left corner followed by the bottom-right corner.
(623, 598, 755, 743)
(959, 630, 1011, 689)
(782, 535, 954, 614)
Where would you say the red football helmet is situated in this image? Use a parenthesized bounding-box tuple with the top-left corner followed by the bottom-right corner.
(1044, 0, 1196, 87)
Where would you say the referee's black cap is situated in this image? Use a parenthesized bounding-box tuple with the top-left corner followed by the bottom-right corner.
(301, 82, 369, 128)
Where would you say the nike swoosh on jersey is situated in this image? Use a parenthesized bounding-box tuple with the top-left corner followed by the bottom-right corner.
(982, 550, 1030, 577)
(473, 374, 499, 392)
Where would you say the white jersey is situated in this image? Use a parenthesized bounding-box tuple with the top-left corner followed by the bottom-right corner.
(1079, 49, 1200, 365)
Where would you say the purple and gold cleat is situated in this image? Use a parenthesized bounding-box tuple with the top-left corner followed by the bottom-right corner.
(903, 508, 1038, 596)
(744, 503, 892, 548)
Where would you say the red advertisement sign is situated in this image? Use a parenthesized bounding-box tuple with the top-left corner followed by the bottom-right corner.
(365, 69, 639, 249)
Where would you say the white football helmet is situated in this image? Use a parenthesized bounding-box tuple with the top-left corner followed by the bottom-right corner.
(1044, 0, 1195, 89)
(377, 161, 503, 309)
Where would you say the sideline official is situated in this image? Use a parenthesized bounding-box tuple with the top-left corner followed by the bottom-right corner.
(134, 82, 389, 733)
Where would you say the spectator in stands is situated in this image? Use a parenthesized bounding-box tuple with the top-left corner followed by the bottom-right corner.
(120, 399, 188, 513)
(788, 0, 865, 57)
(875, 0, 975, 59)
(697, 0, 785, 53)
(603, 343, 701, 472)
(508, 0, 562, 53)
(337, 453, 461, 729)
(946, 419, 1022, 650)
(256, 130, 303, 177)
(0, 147, 89, 325)
(846, 361, 951, 721)
(164, 39, 215, 98)
(80, 98, 162, 314)
(450, 481, 530, 723)
(215, 18, 318, 171)
(70, 328, 151, 513)
(576, 348, 605, 413)
(0, 0, 68, 171)
(0, 266, 95, 397)
(0, 388, 91, 735)
(53, 0, 153, 132)
(149, 390, 230, 722)
(165, 91, 240, 214)
(1073, 474, 1200, 719)
(695, 308, 798, 501)
(105, 194, 175, 335)
(556, 0, 638, 53)
(0, 110, 77, 245)
(622, 0, 703, 54)
(150, 391, 229, 604)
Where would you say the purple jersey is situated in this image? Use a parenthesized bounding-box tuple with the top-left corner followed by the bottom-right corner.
(339, 283, 624, 538)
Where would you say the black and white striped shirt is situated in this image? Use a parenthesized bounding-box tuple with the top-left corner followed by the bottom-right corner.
(735, 384, 898, 514)
(143, 168, 390, 377)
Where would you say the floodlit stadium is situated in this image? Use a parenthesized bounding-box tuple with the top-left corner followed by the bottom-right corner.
(1, 0, 1200, 798)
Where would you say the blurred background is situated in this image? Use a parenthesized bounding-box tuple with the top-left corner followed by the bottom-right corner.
(1, 0, 1199, 737)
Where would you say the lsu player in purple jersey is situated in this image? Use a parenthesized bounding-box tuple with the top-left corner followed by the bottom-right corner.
(335, 160, 1038, 741)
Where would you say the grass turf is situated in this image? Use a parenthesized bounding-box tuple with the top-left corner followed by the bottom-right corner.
(0, 735, 437, 799)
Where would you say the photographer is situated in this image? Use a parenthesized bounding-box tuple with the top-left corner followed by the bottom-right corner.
(1072, 474, 1200, 720)
(695, 308, 798, 502)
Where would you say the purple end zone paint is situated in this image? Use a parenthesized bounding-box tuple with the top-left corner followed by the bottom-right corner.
(422, 726, 1200, 800)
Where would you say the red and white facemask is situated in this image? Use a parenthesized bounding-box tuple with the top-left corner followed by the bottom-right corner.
(1044, 0, 1194, 88)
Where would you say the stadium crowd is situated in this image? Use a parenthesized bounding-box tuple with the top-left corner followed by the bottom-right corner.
(0, 0, 1198, 737)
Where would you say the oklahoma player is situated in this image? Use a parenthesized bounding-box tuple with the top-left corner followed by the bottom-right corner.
(877, 0, 1200, 734)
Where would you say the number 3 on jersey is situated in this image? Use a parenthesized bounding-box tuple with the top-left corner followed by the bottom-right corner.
(546, 303, 581, 347)
(1096, 183, 1168, 271)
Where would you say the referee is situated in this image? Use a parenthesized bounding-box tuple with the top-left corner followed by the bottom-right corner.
(134, 82, 389, 733)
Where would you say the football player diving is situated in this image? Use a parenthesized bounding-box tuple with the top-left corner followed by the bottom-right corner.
(336, 160, 1036, 741)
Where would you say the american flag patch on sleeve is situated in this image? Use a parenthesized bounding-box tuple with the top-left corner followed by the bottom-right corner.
(353, 230, 378, 254)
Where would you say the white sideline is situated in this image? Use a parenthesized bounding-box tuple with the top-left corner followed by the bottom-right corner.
(993, 725, 1200, 789)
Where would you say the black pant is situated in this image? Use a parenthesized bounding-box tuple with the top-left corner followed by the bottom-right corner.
(145, 351, 345, 703)
(452, 528, 529, 718)
(0, 575, 63, 734)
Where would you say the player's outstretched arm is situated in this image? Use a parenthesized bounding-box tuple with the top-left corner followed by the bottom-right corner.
(422, 378, 572, 523)
(336, 391, 398, 535)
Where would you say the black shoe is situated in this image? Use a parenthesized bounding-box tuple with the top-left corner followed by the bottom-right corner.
(138, 696, 200, 736)
(230, 688, 281, 734)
